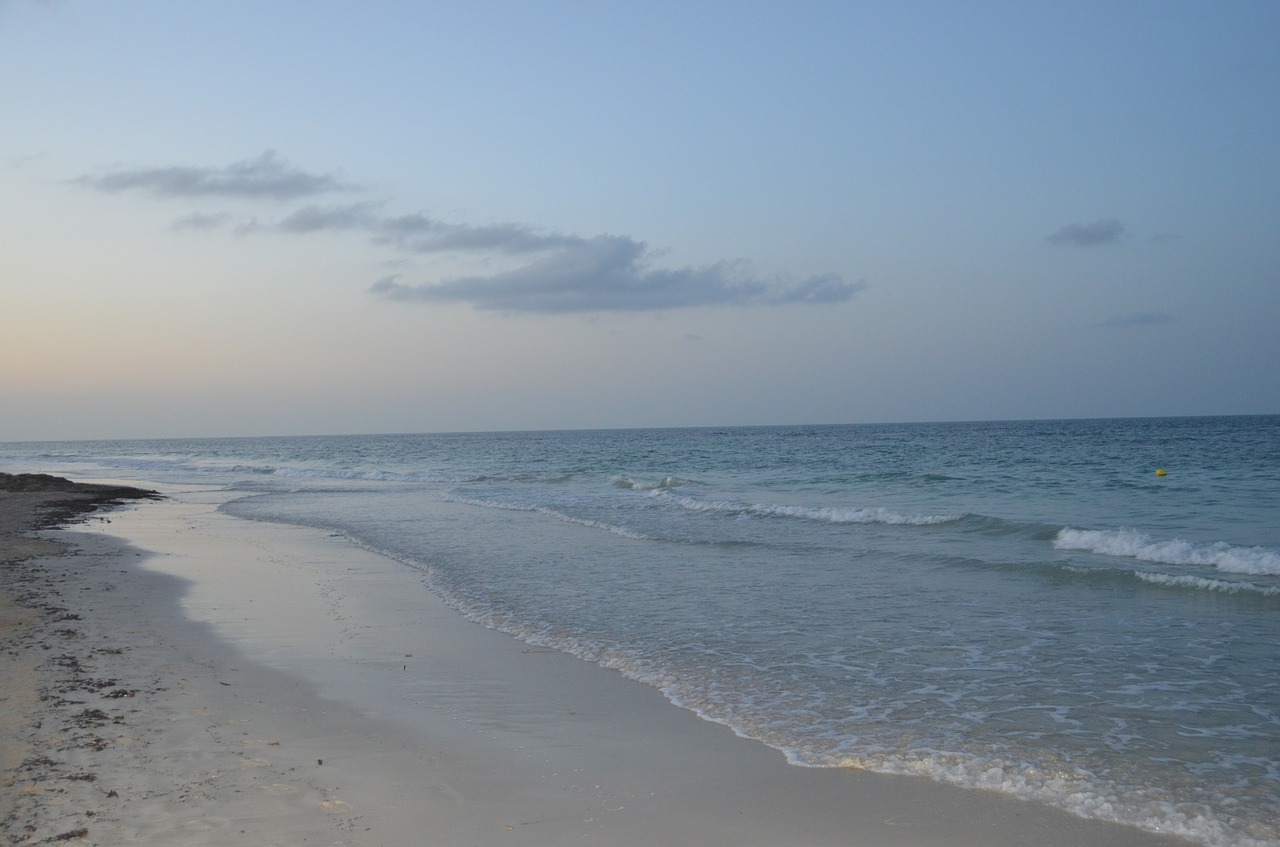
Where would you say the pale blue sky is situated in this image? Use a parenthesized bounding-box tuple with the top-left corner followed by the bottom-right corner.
(2, 1, 1277, 439)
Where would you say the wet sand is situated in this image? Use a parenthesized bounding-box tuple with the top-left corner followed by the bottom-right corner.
(0, 476, 1195, 846)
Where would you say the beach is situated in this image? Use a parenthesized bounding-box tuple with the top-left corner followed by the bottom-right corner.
(0, 474, 1201, 847)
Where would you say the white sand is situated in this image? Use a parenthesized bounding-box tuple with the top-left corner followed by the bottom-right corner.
(6, 484, 1195, 846)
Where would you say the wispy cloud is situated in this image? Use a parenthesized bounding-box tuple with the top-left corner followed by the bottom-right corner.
(369, 236, 864, 313)
(772, 273, 861, 304)
(170, 211, 231, 231)
(237, 201, 383, 235)
(77, 151, 351, 200)
(79, 151, 860, 314)
(1047, 219, 1126, 247)
(234, 196, 864, 313)
(372, 212, 585, 255)
(240, 203, 600, 254)
(1100, 312, 1176, 328)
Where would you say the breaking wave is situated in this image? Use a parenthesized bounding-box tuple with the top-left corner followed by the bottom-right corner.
(1133, 571, 1280, 596)
(653, 491, 960, 526)
(1054, 528, 1280, 575)
(611, 475, 697, 491)
(441, 492, 653, 540)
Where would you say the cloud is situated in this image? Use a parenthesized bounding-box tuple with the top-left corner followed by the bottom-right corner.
(239, 202, 583, 255)
(76, 151, 350, 200)
(1047, 219, 1126, 247)
(77, 151, 859, 314)
(1099, 312, 1176, 328)
(368, 235, 861, 313)
(170, 211, 231, 231)
(372, 213, 584, 255)
(237, 201, 383, 235)
(247, 200, 861, 312)
(774, 273, 865, 304)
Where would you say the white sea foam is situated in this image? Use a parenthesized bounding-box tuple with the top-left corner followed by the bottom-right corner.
(1134, 571, 1280, 596)
(611, 474, 694, 490)
(1055, 528, 1280, 575)
(797, 751, 1273, 847)
(654, 491, 958, 526)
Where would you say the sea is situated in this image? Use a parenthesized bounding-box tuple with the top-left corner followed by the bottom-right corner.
(3, 415, 1277, 847)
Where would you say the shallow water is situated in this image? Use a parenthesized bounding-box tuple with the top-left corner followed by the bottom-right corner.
(6, 416, 1278, 846)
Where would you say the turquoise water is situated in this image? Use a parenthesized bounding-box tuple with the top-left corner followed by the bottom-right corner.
(4, 416, 1277, 846)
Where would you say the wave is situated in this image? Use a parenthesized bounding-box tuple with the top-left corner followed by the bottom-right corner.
(273, 468, 571, 486)
(76, 456, 277, 476)
(804, 750, 1271, 847)
(441, 493, 653, 540)
(652, 491, 960, 526)
(943, 551, 1280, 601)
(1055, 528, 1280, 575)
(16, 452, 479, 486)
(270, 466, 452, 483)
(405, 543, 1275, 847)
(611, 474, 696, 491)
(1133, 571, 1280, 597)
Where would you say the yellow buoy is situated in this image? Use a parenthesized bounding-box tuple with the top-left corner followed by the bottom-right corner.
(1155, 468, 1167, 476)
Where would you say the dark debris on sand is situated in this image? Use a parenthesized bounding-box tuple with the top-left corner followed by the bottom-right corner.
(0, 473, 160, 844)
(0, 473, 162, 535)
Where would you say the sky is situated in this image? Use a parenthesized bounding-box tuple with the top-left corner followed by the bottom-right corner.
(2, 1, 1277, 440)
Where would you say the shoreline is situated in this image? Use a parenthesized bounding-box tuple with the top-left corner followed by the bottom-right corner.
(1, 479, 1197, 846)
